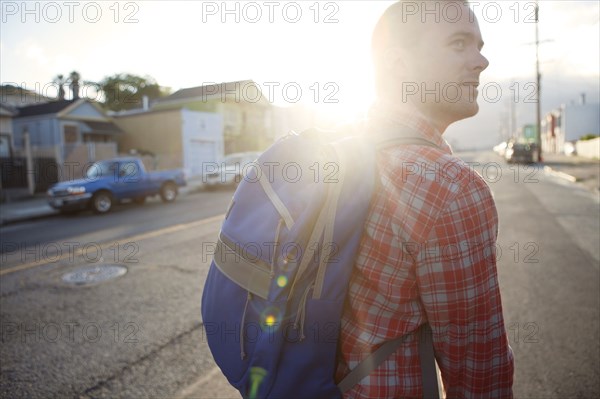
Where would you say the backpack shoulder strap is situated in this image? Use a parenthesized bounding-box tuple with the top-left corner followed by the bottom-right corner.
(419, 324, 441, 399)
(338, 323, 440, 398)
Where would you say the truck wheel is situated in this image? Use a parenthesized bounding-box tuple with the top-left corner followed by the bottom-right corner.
(160, 183, 178, 203)
(91, 191, 113, 214)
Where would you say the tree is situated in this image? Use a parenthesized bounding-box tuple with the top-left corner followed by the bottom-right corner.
(90, 74, 170, 112)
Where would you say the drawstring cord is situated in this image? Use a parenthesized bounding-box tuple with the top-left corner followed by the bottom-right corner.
(293, 283, 313, 341)
(240, 291, 252, 360)
(271, 219, 284, 278)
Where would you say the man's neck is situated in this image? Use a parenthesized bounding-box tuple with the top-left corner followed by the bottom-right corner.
(373, 99, 448, 134)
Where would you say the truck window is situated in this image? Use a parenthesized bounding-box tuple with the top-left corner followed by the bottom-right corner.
(119, 161, 141, 182)
(86, 161, 117, 180)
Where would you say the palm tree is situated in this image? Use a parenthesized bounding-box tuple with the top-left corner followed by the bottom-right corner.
(54, 74, 66, 100)
(69, 71, 81, 100)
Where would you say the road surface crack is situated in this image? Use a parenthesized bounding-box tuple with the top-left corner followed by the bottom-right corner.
(80, 321, 204, 397)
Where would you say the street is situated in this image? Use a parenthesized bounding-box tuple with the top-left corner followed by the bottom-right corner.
(1, 151, 599, 399)
(1, 189, 234, 398)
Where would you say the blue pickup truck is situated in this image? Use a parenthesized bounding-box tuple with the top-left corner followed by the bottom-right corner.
(47, 157, 186, 214)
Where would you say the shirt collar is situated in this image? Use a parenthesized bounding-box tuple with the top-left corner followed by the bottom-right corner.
(367, 102, 453, 154)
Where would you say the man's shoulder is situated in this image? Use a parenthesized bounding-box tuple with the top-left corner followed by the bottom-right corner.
(377, 146, 495, 242)
(380, 145, 487, 190)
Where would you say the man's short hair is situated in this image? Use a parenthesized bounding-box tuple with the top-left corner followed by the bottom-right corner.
(371, 0, 470, 97)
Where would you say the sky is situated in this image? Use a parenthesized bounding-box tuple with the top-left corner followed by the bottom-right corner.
(1, 0, 599, 149)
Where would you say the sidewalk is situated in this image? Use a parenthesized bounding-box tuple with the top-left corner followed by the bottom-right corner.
(0, 176, 207, 225)
(540, 152, 600, 194)
(2, 153, 598, 226)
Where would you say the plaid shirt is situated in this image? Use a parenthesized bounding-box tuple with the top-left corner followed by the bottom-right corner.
(337, 107, 514, 398)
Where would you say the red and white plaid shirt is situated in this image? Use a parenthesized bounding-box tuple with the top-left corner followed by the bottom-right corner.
(337, 107, 514, 398)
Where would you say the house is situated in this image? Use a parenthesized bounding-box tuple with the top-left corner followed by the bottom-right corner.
(1, 84, 51, 159)
(11, 99, 122, 182)
(113, 107, 223, 176)
(151, 80, 274, 154)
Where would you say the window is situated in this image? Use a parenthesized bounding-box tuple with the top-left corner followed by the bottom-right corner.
(63, 125, 78, 143)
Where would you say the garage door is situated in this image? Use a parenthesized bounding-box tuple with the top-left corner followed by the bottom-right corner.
(185, 138, 216, 177)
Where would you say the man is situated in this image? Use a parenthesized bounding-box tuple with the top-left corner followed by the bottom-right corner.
(336, 1, 514, 398)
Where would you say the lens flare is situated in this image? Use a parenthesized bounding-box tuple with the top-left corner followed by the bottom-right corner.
(276, 275, 288, 288)
(264, 314, 277, 326)
(248, 367, 268, 399)
(259, 306, 283, 331)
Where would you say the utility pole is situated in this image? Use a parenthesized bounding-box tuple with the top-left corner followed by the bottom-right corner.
(523, 2, 552, 160)
(535, 1, 542, 162)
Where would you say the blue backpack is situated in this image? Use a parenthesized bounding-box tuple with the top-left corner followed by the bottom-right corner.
(201, 128, 440, 399)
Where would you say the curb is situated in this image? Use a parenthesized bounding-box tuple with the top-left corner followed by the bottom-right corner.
(0, 209, 60, 226)
(543, 165, 577, 183)
(542, 165, 600, 196)
(0, 181, 208, 226)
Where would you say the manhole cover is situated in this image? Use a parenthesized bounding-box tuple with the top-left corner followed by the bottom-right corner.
(62, 264, 127, 286)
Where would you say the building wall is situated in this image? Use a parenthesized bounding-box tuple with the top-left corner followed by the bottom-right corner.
(152, 91, 273, 154)
(0, 115, 13, 157)
(0, 115, 13, 135)
(576, 137, 600, 159)
(113, 109, 184, 170)
(216, 101, 272, 153)
(115, 109, 225, 175)
(152, 98, 218, 113)
(12, 116, 61, 148)
(62, 142, 118, 180)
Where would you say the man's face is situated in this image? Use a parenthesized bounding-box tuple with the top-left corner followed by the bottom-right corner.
(401, 3, 489, 129)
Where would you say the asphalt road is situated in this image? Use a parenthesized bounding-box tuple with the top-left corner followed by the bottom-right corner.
(463, 151, 599, 398)
(1, 189, 235, 398)
(1, 152, 599, 398)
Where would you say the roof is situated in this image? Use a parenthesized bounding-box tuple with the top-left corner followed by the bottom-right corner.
(157, 80, 256, 103)
(0, 85, 53, 107)
(0, 102, 18, 116)
(110, 107, 180, 118)
(84, 121, 123, 135)
(16, 100, 75, 117)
